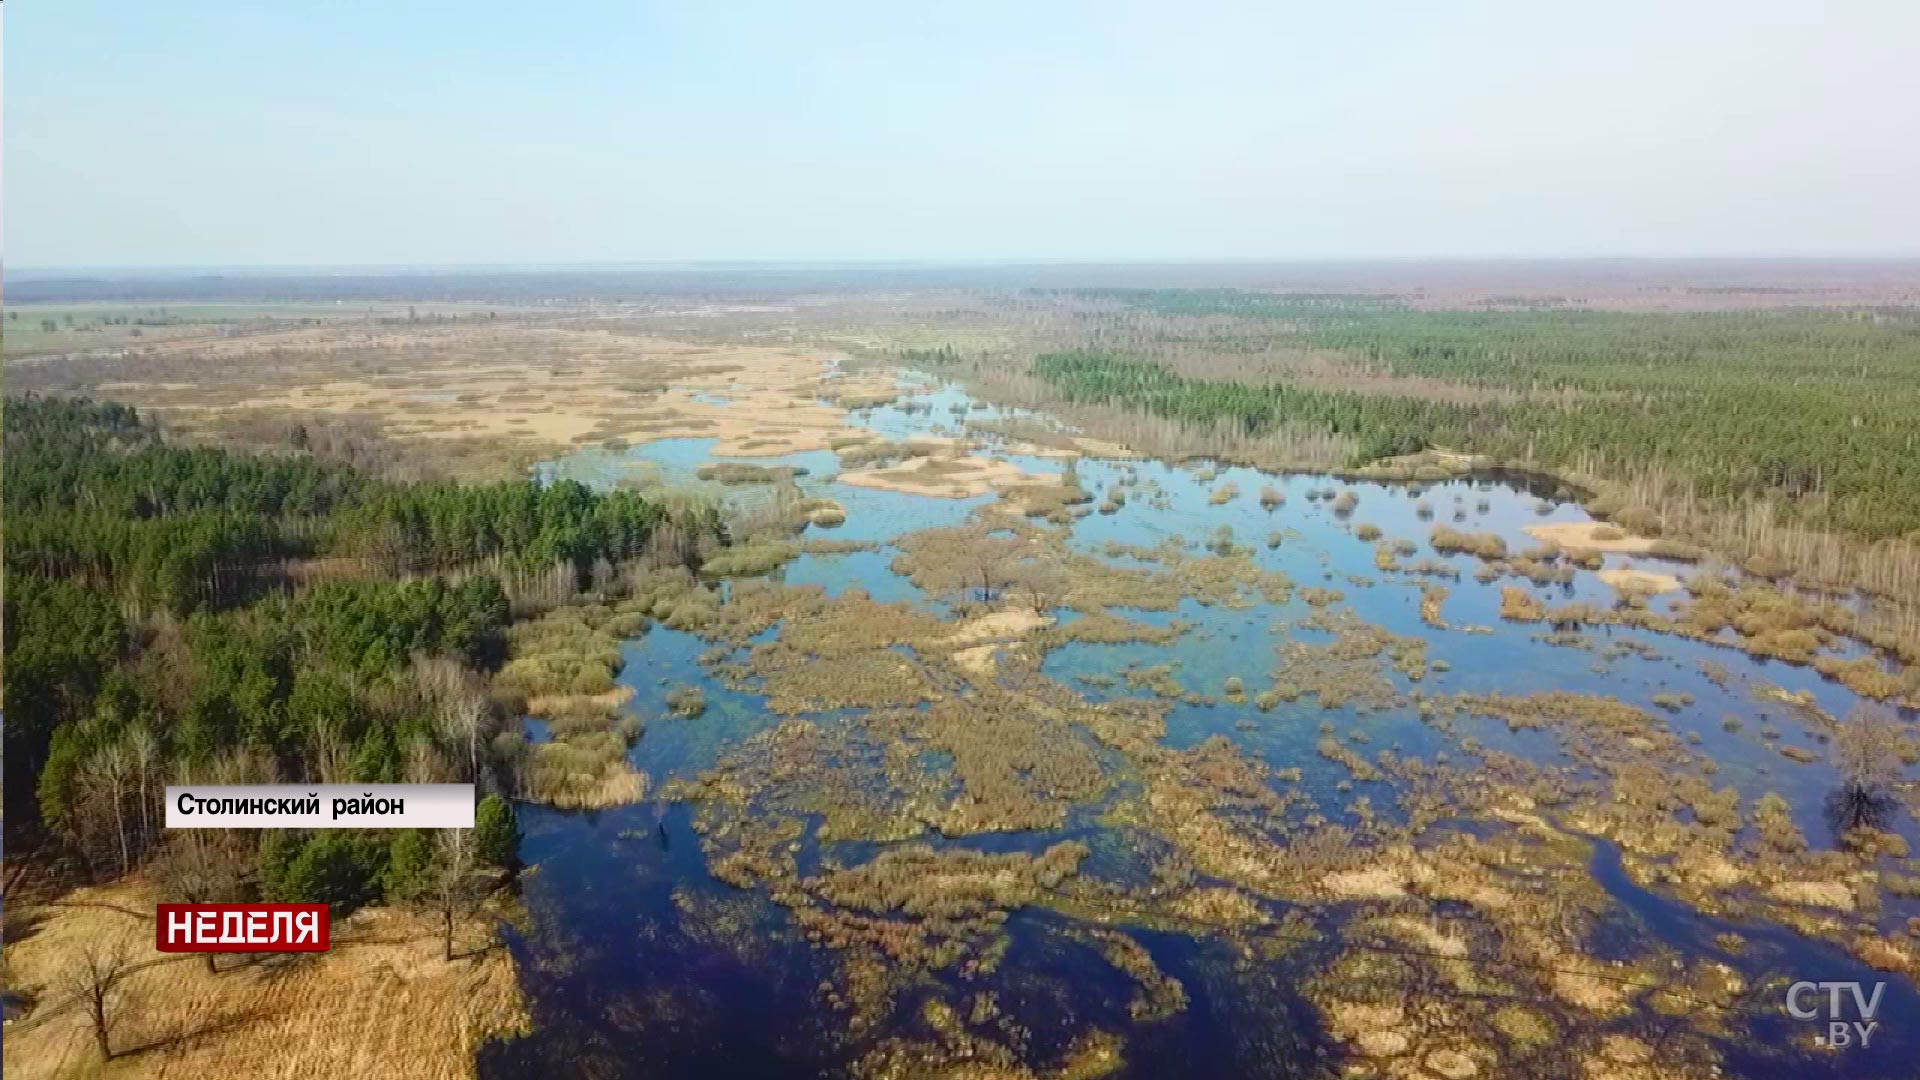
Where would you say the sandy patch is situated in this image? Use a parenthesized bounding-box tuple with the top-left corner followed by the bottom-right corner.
(838, 454, 1051, 499)
(941, 608, 1053, 649)
(941, 608, 1053, 675)
(1524, 522, 1659, 555)
(1596, 567, 1683, 594)
(993, 436, 1139, 461)
(1069, 436, 1138, 459)
(998, 440, 1084, 461)
(952, 643, 1007, 676)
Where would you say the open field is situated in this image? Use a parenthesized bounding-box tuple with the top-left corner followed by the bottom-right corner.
(6, 315, 907, 481)
(2, 880, 527, 1080)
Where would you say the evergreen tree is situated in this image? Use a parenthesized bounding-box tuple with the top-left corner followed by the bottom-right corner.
(383, 829, 435, 901)
(473, 794, 520, 866)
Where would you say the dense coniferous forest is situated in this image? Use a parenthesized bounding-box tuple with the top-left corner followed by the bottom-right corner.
(1036, 293, 1920, 541)
(2, 396, 715, 907)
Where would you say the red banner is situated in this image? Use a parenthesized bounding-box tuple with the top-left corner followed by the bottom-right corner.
(155, 903, 332, 952)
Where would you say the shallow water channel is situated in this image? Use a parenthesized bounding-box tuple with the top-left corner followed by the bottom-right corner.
(482, 375, 1917, 1079)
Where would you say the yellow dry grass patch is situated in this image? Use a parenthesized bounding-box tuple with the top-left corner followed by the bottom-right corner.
(837, 454, 1052, 499)
(1524, 522, 1659, 555)
(995, 435, 1139, 462)
(523, 682, 635, 718)
(938, 608, 1053, 649)
(950, 643, 1006, 676)
(1371, 916, 1471, 959)
(3, 880, 527, 1080)
(995, 440, 1081, 461)
(1597, 567, 1683, 595)
(1068, 436, 1138, 459)
(66, 323, 911, 474)
(939, 608, 1052, 676)
(1319, 866, 1414, 900)
(1766, 880, 1855, 911)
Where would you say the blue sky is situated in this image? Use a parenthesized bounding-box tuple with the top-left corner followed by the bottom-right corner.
(8, 0, 1918, 266)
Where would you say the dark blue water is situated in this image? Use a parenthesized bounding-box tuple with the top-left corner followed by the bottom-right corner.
(1587, 836, 1920, 1079)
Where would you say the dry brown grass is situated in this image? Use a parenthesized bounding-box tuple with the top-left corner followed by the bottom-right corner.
(1597, 567, 1683, 595)
(10, 320, 904, 480)
(1523, 521, 1658, 555)
(837, 452, 1050, 499)
(2, 879, 527, 1080)
(519, 733, 649, 808)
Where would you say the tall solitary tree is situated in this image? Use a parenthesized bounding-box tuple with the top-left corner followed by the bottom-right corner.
(428, 829, 478, 961)
(1825, 705, 1906, 838)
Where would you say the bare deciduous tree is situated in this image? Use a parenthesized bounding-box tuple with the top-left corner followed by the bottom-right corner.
(1009, 558, 1067, 617)
(952, 527, 1027, 605)
(202, 745, 281, 787)
(1833, 705, 1905, 788)
(159, 829, 251, 972)
(405, 737, 454, 785)
(61, 941, 134, 1060)
(428, 829, 479, 961)
(76, 743, 136, 877)
(413, 655, 493, 786)
(125, 725, 161, 843)
(1826, 705, 1906, 837)
(305, 711, 351, 785)
(644, 519, 705, 575)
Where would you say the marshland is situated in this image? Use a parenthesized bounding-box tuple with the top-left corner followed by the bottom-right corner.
(6, 265, 1920, 1080)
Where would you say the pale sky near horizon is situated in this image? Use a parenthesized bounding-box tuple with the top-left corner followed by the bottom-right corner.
(7, 0, 1919, 267)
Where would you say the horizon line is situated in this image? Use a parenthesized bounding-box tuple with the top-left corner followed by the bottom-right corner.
(13, 253, 1920, 277)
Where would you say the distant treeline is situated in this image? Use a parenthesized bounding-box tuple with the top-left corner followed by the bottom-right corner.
(1035, 293, 1920, 541)
(19, 258, 1914, 305)
(2, 396, 720, 907)
(10, 264, 1295, 304)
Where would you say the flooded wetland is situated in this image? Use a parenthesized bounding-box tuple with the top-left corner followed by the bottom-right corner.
(482, 364, 1920, 1080)
(7, 291, 1919, 1080)
(14, 2, 1920, 1072)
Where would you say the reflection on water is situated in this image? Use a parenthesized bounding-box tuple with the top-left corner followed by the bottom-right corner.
(483, 374, 1917, 1079)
